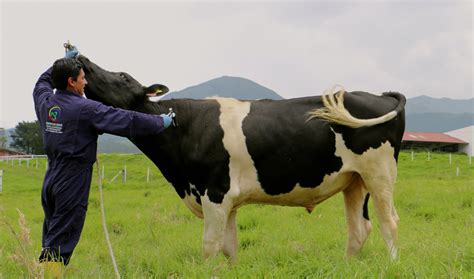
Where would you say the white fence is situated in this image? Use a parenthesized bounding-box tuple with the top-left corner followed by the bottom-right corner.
(0, 154, 48, 170)
(0, 154, 47, 160)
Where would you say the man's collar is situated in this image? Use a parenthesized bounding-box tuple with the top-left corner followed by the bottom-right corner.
(55, 89, 84, 98)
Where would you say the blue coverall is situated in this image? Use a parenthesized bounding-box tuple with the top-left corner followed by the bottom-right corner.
(33, 67, 167, 264)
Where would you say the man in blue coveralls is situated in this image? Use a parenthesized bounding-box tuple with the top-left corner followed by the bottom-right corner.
(33, 46, 171, 275)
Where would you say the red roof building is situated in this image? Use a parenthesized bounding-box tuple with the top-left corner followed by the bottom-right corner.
(0, 148, 27, 157)
(402, 131, 468, 152)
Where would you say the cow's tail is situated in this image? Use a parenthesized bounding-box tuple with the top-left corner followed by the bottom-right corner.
(307, 88, 406, 128)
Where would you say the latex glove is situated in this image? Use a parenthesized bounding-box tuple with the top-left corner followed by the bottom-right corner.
(160, 114, 172, 128)
(65, 46, 79, 58)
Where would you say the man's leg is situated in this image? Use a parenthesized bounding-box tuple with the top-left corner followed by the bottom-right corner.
(40, 166, 92, 265)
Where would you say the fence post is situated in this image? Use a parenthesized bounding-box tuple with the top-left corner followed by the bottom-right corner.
(411, 150, 414, 161)
(449, 153, 452, 165)
(36, 159, 38, 169)
(0, 169, 3, 193)
(102, 164, 105, 179)
(427, 151, 431, 161)
(122, 165, 127, 183)
(147, 167, 150, 183)
(456, 166, 460, 177)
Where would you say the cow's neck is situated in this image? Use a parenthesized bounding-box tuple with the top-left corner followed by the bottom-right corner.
(132, 99, 202, 198)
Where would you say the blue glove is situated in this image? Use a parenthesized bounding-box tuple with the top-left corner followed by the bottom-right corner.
(160, 114, 172, 128)
(65, 46, 79, 58)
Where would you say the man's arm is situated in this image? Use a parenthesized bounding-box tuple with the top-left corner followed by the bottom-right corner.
(33, 66, 53, 108)
(88, 101, 171, 138)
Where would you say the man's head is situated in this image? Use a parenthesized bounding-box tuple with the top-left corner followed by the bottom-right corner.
(52, 58, 87, 96)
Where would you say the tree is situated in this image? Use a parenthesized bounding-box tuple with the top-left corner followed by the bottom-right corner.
(10, 121, 45, 154)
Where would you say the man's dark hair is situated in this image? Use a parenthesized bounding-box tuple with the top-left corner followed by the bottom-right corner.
(51, 58, 83, 90)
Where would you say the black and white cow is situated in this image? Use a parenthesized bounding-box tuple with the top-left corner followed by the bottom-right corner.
(77, 55, 405, 261)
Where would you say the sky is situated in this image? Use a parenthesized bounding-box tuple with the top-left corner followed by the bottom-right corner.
(1, 0, 472, 128)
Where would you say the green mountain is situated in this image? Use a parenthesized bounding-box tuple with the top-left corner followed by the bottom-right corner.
(161, 76, 283, 100)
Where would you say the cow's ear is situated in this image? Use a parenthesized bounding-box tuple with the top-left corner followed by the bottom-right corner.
(145, 84, 169, 97)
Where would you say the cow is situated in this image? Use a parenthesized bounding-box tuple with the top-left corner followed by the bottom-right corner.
(76, 54, 406, 261)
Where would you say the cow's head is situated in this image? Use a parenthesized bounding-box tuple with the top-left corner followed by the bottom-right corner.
(77, 55, 169, 109)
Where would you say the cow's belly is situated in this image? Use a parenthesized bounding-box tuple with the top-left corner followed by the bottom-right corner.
(240, 171, 355, 211)
(181, 171, 354, 217)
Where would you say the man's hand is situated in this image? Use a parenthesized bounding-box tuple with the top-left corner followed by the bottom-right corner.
(65, 46, 79, 59)
(160, 114, 172, 128)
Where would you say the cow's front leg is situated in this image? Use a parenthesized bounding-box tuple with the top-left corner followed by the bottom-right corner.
(201, 196, 233, 259)
(222, 210, 238, 262)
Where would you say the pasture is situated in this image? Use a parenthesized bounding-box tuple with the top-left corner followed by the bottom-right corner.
(0, 151, 472, 278)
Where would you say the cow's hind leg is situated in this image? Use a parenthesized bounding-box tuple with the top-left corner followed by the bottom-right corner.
(201, 196, 233, 260)
(343, 174, 372, 258)
(360, 167, 398, 260)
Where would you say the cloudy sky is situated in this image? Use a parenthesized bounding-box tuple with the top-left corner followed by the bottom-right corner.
(1, 0, 472, 128)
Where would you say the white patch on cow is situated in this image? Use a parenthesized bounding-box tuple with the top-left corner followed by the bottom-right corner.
(214, 97, 259, 206)
(182, 184, 203, 218)
(198, 97, 262, 259)
(332, 131, 397, 181)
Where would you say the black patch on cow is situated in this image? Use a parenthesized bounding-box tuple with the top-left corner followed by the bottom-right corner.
(243, 97, 343, 195)
(331, 92, 405, 159)
(363, 193, 370, 221)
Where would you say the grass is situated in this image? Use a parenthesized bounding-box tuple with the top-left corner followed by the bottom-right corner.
(0, 151, 472, 278)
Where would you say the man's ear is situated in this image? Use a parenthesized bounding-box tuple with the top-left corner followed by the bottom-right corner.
(67, 77, 75, 88)
(145, 84, 169, 97)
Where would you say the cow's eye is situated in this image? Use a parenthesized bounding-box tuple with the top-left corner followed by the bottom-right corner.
(119, 73, 127, 79)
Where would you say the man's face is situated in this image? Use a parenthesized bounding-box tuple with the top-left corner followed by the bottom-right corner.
(68, 69, 87, 96)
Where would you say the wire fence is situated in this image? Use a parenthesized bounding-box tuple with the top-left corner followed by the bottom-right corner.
(0, 155, 161, 193)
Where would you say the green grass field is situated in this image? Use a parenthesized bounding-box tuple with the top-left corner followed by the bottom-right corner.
(0, 151, 472, 278)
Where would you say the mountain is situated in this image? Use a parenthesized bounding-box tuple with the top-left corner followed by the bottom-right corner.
(5, 128, 14, 146)
(405, 95, 474, 132)
(98, 134, 140, 153)
(405, 95, 474, 114)
(406, 113, 474, 133)
(161, 76, 284, 100)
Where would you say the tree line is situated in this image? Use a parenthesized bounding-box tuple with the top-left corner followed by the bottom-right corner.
(1, 121, 45, 154)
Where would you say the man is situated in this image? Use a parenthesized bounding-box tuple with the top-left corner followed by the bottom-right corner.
(33, 46, 172, 275)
